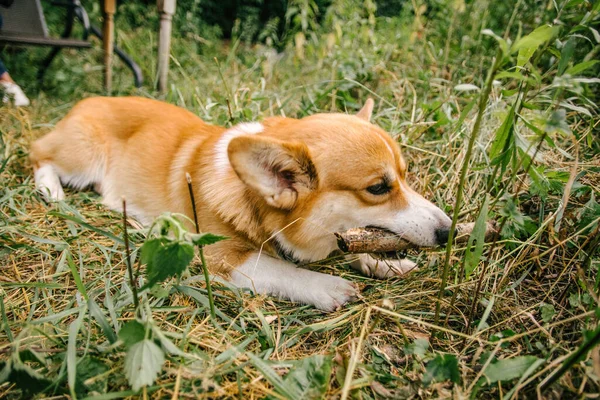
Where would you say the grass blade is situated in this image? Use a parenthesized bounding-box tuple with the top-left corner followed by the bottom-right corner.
(67, 308, 86, 399)
(88, 297, 117, 344)
(247, 352, 302, 399)
(67, 251, 88, 301)
(48, 211, 125, 244)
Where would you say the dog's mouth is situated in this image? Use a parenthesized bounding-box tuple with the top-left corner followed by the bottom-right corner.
(365, 225, 396, 234)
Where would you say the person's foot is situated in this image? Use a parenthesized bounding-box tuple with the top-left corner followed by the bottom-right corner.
(1, 81, 30, 107)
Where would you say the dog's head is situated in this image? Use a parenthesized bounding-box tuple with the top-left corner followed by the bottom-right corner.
(227, 99, 452, 262)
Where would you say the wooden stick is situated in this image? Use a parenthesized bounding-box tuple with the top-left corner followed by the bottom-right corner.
(335, 221, 499, 254)
(103, 0, 116, 94)
(157, 0, 177, 93)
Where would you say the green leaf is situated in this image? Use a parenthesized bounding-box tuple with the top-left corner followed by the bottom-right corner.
(490, 329, 516, 342)
(540, 303, 556, 323)
(495, 71, 526, 81)
(188, 232, 228, 246)
(404, 338, 429, 358)
(483, 356, 541, 384)
(141, 239, 195, 289)
(545, 109, 571, 135)
(281, 355, 333, 400)
(75, 356, 109, 396)
(465, 196, 489, 279)
(119, 320, 146, 349)
(88, 298, 117, 344)
(568, 293, 581, 307)
(124, 339, 165, 392)
(505, 358, 546, 400)
(518, 113, 547, 139)
(490, 106, 515, 171)
(140, 238, 168, 266)
(455, 97, 477, 128)
(481, 29, 509, 57)
(558, 38, 576, 75)
(0, 359, 53, 397)
(565, 0, 586, 8)
(513, 25, 559, 67)
(499, 197, 524, 226)
(528, 164, 550, 200)
(152, 326, 189, 357)
(149, 284, 170, 298)
(577, 192, 600, 233)
(422, 354, 460, 386)
(564, 59, 598, 76)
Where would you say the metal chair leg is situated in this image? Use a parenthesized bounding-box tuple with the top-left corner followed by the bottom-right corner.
(37, 0, 76, 84)
(38, 0, 143, 89)
(88, 25, 143, 88)
(73, 5, 90, 40)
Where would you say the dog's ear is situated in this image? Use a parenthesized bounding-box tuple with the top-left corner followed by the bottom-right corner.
(356, 98, 374, 121)
(228, 135, 318, 209)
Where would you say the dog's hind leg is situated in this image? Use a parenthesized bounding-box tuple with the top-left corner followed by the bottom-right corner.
(30, 116, 105, 202)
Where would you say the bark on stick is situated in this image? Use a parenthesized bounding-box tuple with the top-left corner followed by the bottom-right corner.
(335, 221, 498, 254)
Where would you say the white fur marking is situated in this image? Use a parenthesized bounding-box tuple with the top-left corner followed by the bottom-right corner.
(35, 164, 65, 201)
(351, 254, 418, 278)
(214, 122, 263, 174)
(231, 252, 358, 311)
(169, 136, 205, 195)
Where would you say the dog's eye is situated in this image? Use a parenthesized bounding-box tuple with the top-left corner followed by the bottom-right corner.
(366, 182, 391, 195)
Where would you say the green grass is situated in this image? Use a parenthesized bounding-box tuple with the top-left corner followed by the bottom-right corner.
(1, 0, 600, 398)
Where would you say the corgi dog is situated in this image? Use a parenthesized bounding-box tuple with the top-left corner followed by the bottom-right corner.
(30, 97, 452, 311)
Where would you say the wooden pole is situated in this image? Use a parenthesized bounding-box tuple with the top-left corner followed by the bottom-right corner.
(157, 0, 176, 94)
(103, 0, 116, 94)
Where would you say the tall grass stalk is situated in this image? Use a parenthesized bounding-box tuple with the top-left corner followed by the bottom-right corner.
(186, 173, 217, 321)
(340, 307, 372, 400)
(433, 47, 503, 327)
(122, 197, 140, 313)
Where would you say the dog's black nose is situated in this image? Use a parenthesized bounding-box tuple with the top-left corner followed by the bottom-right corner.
(435, 228, 452, 245)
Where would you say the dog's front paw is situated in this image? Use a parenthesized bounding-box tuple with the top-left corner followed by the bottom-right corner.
(306, 274, 358, 312)
(352, 254, 418, 278)
(34, 165, 65, 202)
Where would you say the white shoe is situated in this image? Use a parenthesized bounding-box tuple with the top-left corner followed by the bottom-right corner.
(1, 81, 30, 107)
